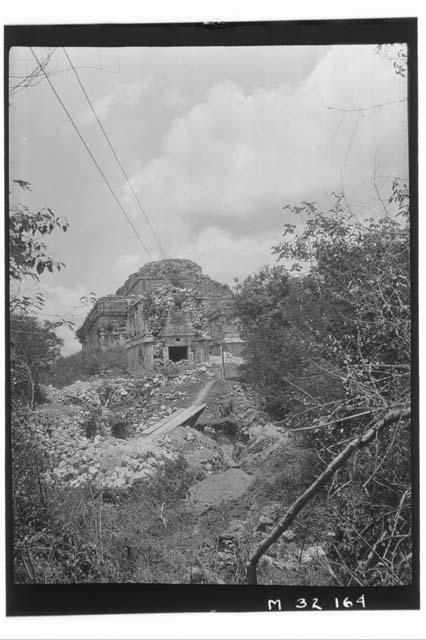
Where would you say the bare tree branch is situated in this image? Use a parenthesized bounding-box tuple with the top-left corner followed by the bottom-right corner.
(246, 407, 410, 584)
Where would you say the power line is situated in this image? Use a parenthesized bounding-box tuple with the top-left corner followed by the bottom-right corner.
(62, 47, 168, 260)
(327, 98, 407, 113)
(29, 47, 152, 259)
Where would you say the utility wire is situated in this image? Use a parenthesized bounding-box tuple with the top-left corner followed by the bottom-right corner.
(29, 47, 152, 259)
(62, 47, 168, 260)
(327, 98, 407, 113)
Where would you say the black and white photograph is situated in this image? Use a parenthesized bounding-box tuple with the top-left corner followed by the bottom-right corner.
(5, 18, 418, 616)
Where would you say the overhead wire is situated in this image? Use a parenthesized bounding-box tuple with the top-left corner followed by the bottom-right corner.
(62, 47, 168, 260)
(29, 47, 152, 259)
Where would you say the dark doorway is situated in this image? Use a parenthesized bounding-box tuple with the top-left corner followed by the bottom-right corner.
(168, 345, 188, 362)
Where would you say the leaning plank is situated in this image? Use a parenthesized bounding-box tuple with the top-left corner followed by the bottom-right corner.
(142, 408, 186, 436)
(150, 404, 208, 437)
(180, 404, 208, 428)
(184, 409, 207, 428)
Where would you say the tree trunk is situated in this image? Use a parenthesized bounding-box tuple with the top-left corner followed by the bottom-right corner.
(246, 407, 411, 584)
(220, 343, 226, 382)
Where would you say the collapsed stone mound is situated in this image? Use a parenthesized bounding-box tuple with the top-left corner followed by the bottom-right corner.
(115, 258, 231, 300)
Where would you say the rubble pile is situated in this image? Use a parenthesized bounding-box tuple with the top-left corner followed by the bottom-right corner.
(43, 375, 169, 409)
(36, 363, 221, 493)
(43, 365, 211, 432)
(34, 411, 178, 491)
(44, 379, 103, 408)
(199, 380, 284, 449)
(204, 502, 329, 581)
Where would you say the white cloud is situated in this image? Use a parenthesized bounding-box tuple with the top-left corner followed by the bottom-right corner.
(11, 44, 409, 359)
(174, 226, 277, 285)
(162, 87, 190, 110)
(79, 76, 154, 124)
(33, 282, 94, 356)
(115, 252, 144, 272)
(55, 324, 81, 357)
(129, 45, 407, 242)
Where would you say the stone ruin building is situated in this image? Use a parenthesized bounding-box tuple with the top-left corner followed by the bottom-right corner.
(76, 259, 244, 373)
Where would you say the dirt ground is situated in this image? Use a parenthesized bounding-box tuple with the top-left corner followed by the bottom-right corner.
(33, 358, 332, 585)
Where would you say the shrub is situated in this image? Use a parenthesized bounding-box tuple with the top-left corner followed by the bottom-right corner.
(12, 416, 197, 584)
(43, 345, 128, 387)
(10, 314, 62, 406)
(11, 402, 103, 583)
(236, 185, 411, 585)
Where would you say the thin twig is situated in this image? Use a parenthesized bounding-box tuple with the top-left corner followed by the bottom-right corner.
(383, 488, 411, 561)
(160, 502, 167, 529)
(288, 408, 382, 433)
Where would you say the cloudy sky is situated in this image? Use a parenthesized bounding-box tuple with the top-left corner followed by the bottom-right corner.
(9, 44, 408, 354)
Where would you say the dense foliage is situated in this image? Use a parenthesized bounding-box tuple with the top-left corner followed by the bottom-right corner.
(9, 180, 69, 315)
(10, 314, 63, 405)
(12, 401, 195, 583)
(9, 180, 69, 401)
(9, 181, 73, 580)
(43, 345, 128, 388)
(234, 183, 411, 585)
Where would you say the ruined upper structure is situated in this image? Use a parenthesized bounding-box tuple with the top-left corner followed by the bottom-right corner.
(125, 284, 212, 372)
(115, 259, 232, 311)
(75, 295, 130, 351)
(76, 259, 242, 371)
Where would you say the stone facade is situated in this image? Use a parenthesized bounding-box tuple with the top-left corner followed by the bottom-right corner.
(125, 285, 212, 374)
(77, 259, 241, 371)
(76, 296, 130, 352)
(207, 309, 246, 357)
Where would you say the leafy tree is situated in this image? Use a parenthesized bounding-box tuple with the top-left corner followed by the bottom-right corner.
(272, 187, 410, 410)
(10, 314, 63, 406)
(43, 345, 127, 388)
(234, 266, 324, 413)
(9, 180, 69, 315)
(236, 181, 411, 585)
(9, 180, 70, 403)
(375, 43, 407, 78)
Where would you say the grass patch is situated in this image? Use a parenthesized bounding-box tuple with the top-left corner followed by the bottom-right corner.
(43, 346, 128, 388)
(14, 453, 203, 584)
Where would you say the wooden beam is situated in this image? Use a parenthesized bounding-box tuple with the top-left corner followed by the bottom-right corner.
(144, 404, 208, 437)
(142, 408, 185, 435)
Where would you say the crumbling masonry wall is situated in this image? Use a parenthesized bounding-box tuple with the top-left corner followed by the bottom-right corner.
(125, 284, 211, 374)
(76, 296, 130, 351)
(76, 259, 239, 366)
